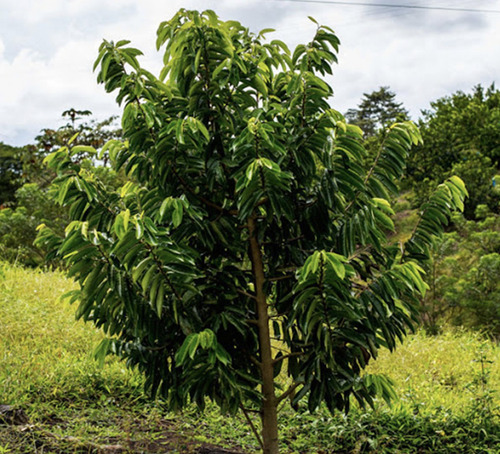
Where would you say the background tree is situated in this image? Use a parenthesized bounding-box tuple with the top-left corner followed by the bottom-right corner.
(407, 84, 500, 216)
(21, 109, 121, 187)
(449, 151, 499, 218)
(0, 142, 23, 205)
(37, 10, 466, 454)
(345, 87, 409, 173)
(345, 86, 409, 138)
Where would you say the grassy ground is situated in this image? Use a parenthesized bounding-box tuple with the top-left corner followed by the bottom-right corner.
(1, 264, 499, 453)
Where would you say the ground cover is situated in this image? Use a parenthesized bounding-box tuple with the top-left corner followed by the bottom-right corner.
(0, 264, 498, 453)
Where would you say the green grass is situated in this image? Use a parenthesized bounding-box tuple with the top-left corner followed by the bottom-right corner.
(366, 328, 500, 415)
(1, 263, 499, 453)
(0, 264, 143, 407)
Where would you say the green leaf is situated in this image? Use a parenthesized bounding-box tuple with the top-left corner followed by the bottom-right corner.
(214, 343, 231, 365)
(175, 333, 199, 366)
(132, 257, 153, 282)
(324, 252, 346, 279)
(70, 145, 97, 157)
(198, 329, 216, 349)
(172, 200, 183, 227)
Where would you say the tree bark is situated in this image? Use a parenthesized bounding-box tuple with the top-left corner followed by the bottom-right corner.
(248, 216, 279, 454)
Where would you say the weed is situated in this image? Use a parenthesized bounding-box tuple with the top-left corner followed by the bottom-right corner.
(466, 344, 499, 426)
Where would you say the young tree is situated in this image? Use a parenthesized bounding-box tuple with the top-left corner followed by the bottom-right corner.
(37, 10, 466, 453)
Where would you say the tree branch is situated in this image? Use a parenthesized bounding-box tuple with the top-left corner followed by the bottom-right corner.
(169, 163, 238, 216)
(272, 351, 304, 365)
(277, 381, 302, 404)
(240, 405, 264, 449)
(237, 288, 257, 301)
(268, 274, 295, 282)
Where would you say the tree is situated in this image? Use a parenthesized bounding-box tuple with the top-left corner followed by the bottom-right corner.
(0, 142, 23, 205)
(37, 10, 467, 453)
(20, 109, 121, 187)
(449, 151, 499, 218)
(345, 86, 409, 138)
(407, 84, 500, 215)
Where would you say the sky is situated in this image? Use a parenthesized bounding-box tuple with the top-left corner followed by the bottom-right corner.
(0, 0, 499, 146)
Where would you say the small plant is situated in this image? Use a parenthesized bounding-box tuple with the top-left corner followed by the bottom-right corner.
(467, 344, 498, 425)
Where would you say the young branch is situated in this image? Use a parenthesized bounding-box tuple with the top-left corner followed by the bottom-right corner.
(272, 351, 304, 365)
(170, 163, 238, 216)
(240, 405, 264, 450)
(277, 381, 302, 404)
(237, 288, 257, 300)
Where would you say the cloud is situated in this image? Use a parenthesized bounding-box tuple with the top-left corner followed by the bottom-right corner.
(0, 0, 499, 145)
(7, 0, 137, 24)
(329, 2, 500, 117)
(0, 36, 119, 145)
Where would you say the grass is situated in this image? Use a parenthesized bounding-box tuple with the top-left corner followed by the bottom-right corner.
(1, 263, 499, 453)
(366, 328, 500, 415)
(0, 265, 143, 407)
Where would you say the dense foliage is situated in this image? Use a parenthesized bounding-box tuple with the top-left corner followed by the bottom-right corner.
(36, 10, 467, 453)
(0, 184, 66, 266)
(421, 209, 500, 337)
(0, 142, 23, 205)
(408, 84, 500, 217)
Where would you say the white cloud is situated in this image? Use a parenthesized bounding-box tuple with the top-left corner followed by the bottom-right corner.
(0, 36, 119, 144)
(6, 0, 137, 24)
(0, 0, 499, 144)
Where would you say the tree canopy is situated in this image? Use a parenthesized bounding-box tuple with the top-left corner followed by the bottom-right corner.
(37, 10, 467, 454)
(345, 86, 409, 138)
(408, 84, 500, 217)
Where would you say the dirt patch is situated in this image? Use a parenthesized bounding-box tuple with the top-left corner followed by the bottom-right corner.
(1, 413, 249, 453)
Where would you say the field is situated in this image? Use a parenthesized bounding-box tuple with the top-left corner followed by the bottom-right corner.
(1, 264, 499, 453)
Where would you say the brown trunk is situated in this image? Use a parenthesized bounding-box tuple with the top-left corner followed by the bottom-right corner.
(248, 216, 279, 454)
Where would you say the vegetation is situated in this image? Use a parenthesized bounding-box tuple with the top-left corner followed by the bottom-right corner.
(33, 9, 469, 454)
(408, 84, 500, 217)
(0, 110, 121, 267)
(0, 263, 498, 453)
(419, 209, 500, 337)
(0, 183, 66, 266)
(0, 8, 500, 454)
(0, 142, 23, 205)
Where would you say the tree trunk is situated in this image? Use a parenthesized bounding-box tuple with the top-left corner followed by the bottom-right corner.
(248, 216, 280, 454)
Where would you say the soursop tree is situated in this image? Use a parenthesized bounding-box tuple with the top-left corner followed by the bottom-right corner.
(37, 10, 467, 454)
